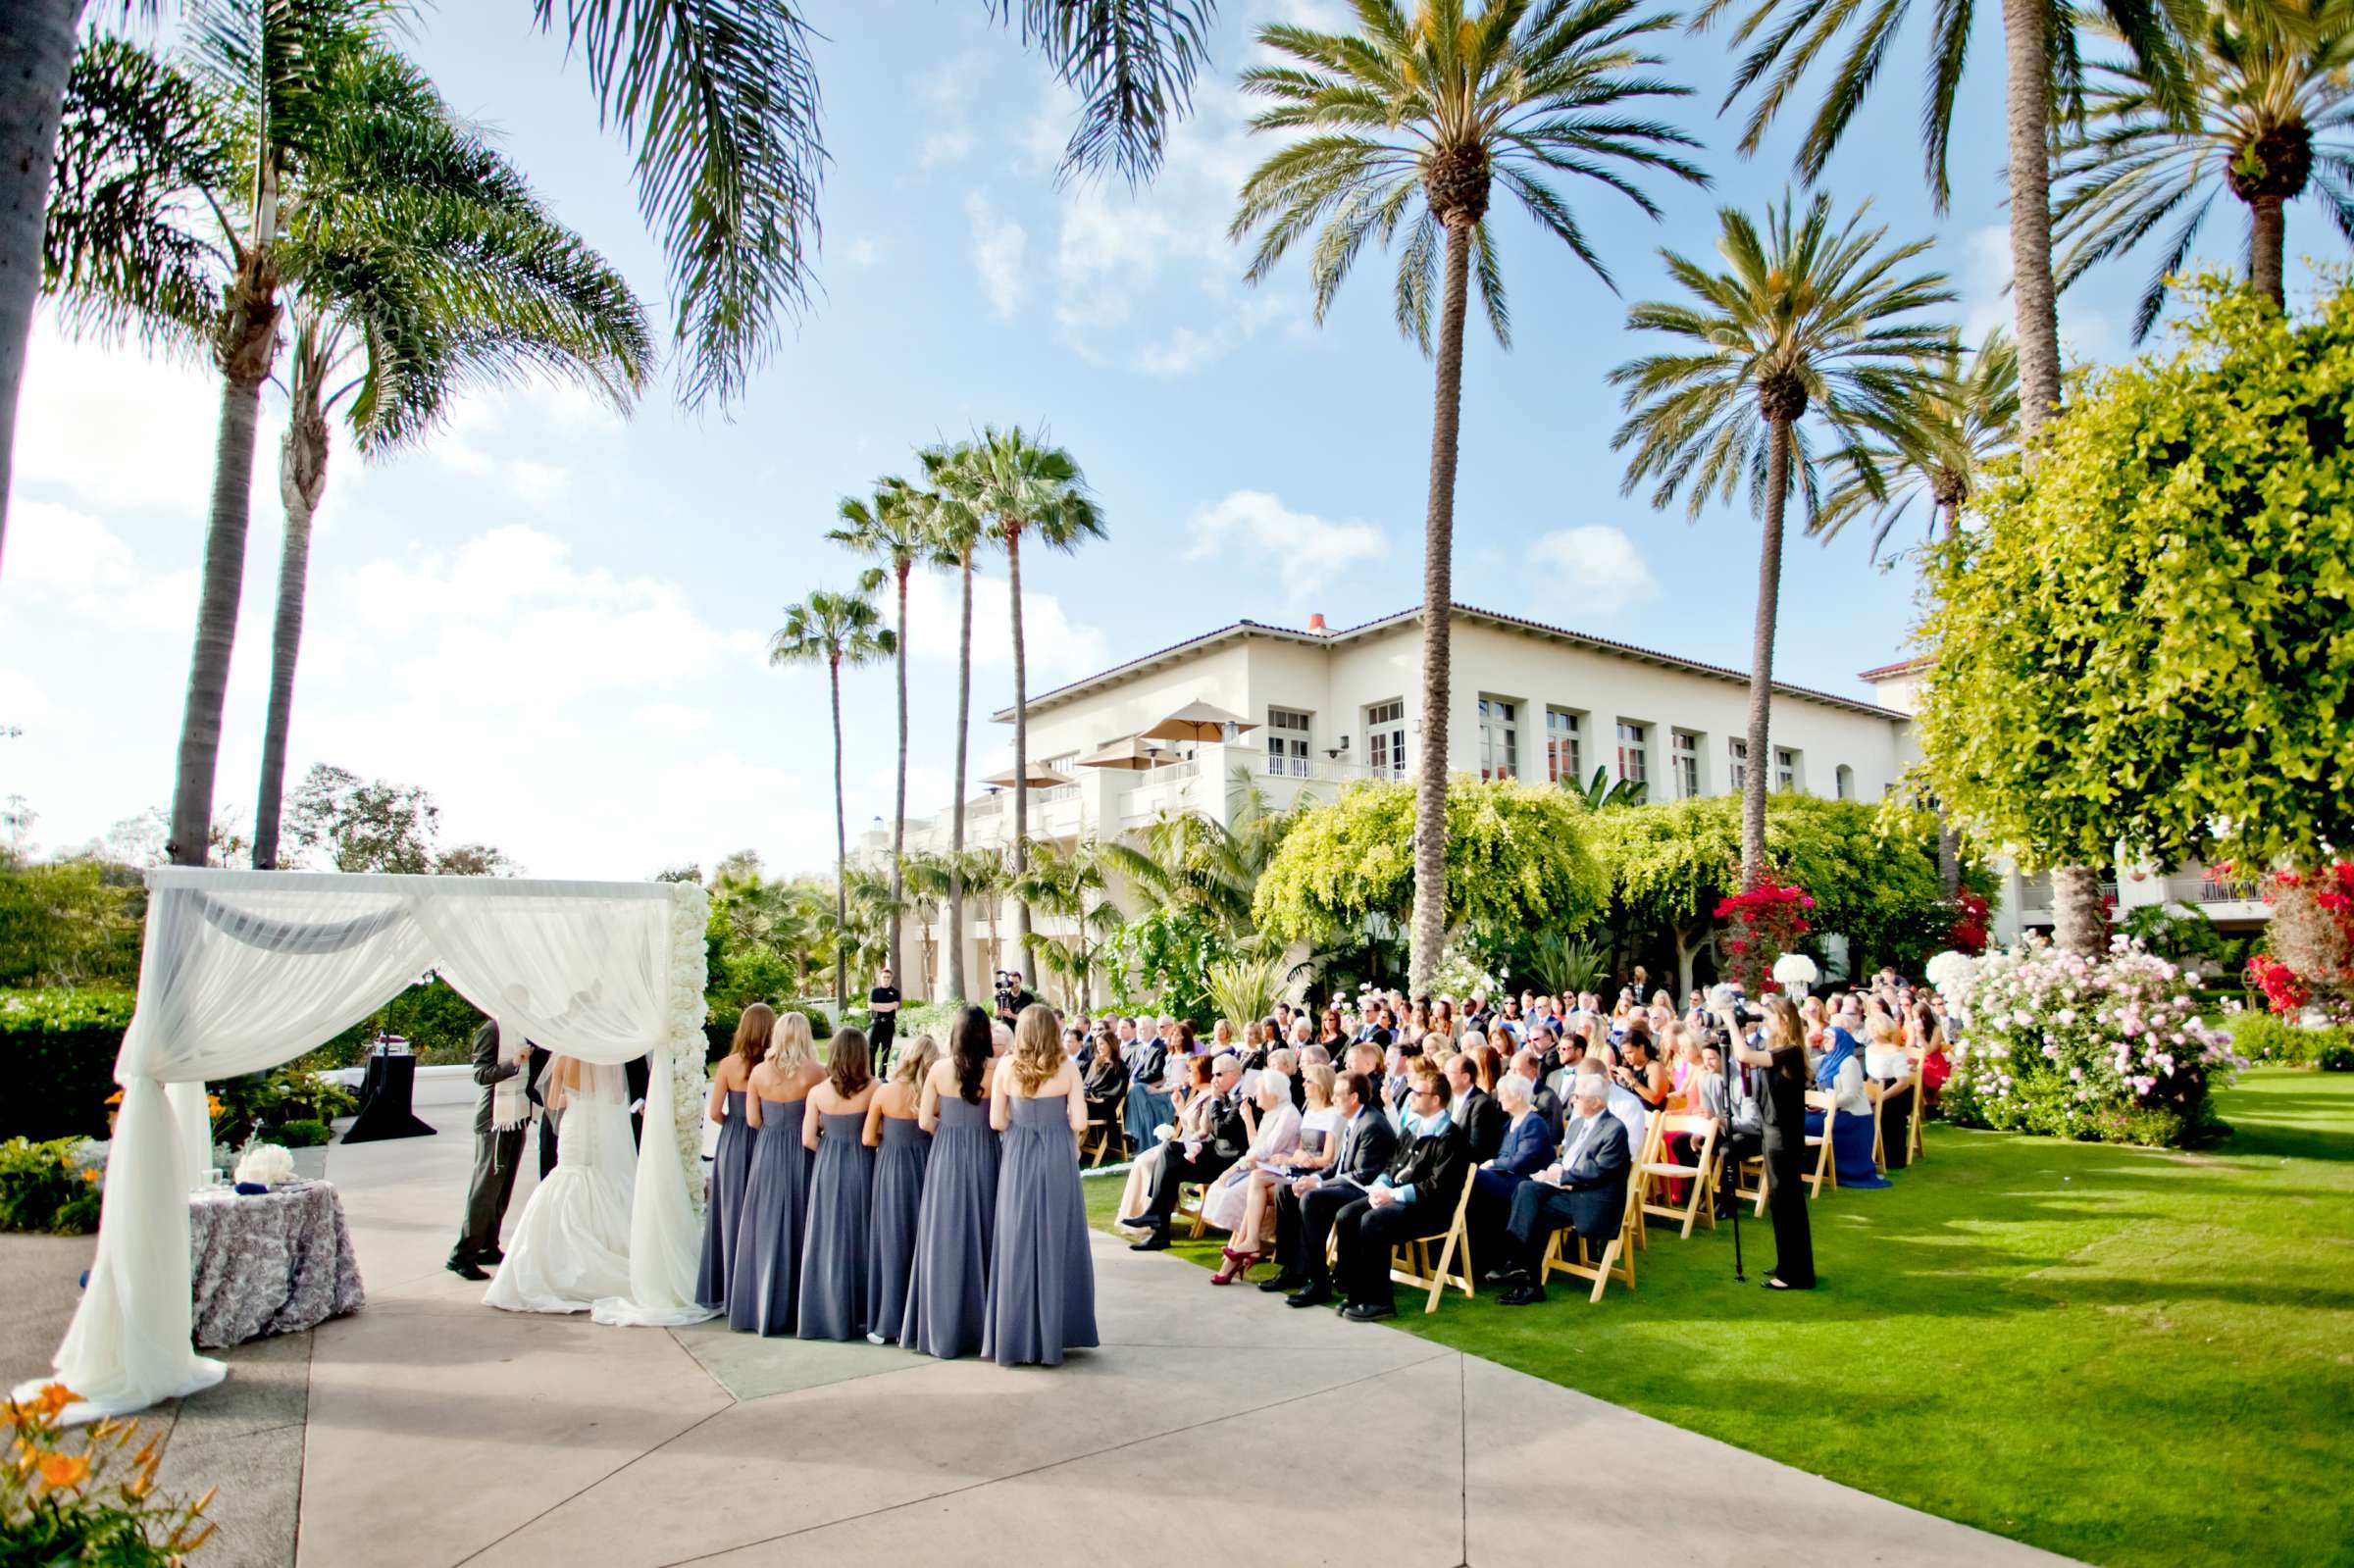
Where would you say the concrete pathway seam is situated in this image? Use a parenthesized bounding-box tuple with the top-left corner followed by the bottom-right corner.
(447, 1401, 739, 1568)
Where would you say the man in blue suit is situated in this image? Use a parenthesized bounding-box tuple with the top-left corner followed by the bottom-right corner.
(1494, 1069, 1633, 1305)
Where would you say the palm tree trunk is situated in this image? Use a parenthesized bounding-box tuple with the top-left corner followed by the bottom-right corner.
(253, 386, 330, 869)
(1006, 525, 1037, 987)
(2051, 863, 2107, 953)
(2000, 0, 2063, 431)
(1408, 218, 1472, 997)
(1742, 418, 1794, 890)
(947, 550, 973, 1002)
(890, 561, 910, 988)
(830, 654, 847, 1011)
(2249, 194, 2285, 310)
(0, 0, 83, 582)
(169, 371, 269, 865)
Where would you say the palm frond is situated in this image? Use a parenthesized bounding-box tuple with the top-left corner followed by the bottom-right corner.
(991, 0, 1219, 183)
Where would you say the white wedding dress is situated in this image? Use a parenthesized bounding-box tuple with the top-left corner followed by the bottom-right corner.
(486, 1060, 637, 1314)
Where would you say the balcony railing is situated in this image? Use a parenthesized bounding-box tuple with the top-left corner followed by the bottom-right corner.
(2164, 873, 2260, 905)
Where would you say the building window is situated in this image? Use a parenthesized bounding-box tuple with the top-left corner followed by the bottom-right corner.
(1365, 700, 1407, 780)
(1671, 730, 1701, 799)
(1041, 752, 1080, 800)
(1478, 697, 1519, 781)
(1775, 746, 1799, 793)
(1835, 764, 1855, 800)
(1728, 737, 1747, 790)
(1615, 721, 1648, 786)
(1545, 708, 1583, 784)
(1265, 707, 1311, 778)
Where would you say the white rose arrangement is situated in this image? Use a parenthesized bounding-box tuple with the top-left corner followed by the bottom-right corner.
(669, 882, 713, 1215)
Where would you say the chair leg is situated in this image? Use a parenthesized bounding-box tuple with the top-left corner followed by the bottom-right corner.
(1587, 1239, 1614, 1303)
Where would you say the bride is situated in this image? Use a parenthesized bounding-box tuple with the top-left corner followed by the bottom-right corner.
(486, 1054, 637, 1314)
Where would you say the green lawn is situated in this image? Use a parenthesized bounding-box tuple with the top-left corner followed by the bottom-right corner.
(1085, 1070, 2354, 1567)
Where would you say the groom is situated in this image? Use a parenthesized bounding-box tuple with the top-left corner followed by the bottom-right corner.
(449, 1018, 538, 1281)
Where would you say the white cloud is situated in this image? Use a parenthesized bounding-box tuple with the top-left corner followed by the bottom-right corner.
(1185, 490, 1389, 610)
(13, 317, 222, 514)
(966, 193, 1028, 318)
(921, 127, 975, 170)
(1960, 224, 2121, 366)
(901, 565, 1109, 682)
(0, 666, 54, 723)
(9, 499, 134, 590)
(844, 236, 882, 268)
(631, 702, 717, 735)
(1528, 526, 1660, 610)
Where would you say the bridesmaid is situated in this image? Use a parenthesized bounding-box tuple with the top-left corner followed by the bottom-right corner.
(695, 1005, 766, 1308)
(901, 1007, 1000, 1359)
(797, 1027, 879, 1340)
(861, 1034, 938, 1344)
(983, 1003, 1098, 1368)
(728, 1010, 823, 1335)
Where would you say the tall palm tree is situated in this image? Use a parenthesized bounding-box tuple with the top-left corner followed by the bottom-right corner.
(768, 586, 895, 1009)
(937, 426, 1103, 989)
(1227, 0, 1708, 995)
(1812, 328, 2021, 557)
(1010, 837, 1121, 1010)
(2055, 0, 2354, 335)
(829, 478, 937, 987)
(1611, 192, 1953, 888)
(912, 444, 987, 1004)
(0, 0, 1208, 583)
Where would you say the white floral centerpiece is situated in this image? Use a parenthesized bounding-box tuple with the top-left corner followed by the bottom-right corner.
(233, 1142, 295, 1189)
(1429, 943, 1505, 1010)
(668, 880, 712, 1215)
(1924, 949, 1978, 998)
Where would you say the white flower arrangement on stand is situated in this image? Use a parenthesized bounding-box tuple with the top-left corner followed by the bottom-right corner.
(233, 1142, 295, 1189)
(667, 881, 712, 1216)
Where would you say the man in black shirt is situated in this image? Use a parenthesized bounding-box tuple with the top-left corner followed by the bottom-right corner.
(867, 966, 901, 1072)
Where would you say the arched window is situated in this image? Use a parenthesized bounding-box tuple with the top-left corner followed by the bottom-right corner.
(1834, 764, 1855, 800)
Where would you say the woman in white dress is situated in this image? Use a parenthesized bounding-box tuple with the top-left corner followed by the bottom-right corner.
(1202, 1069, 1300, 1281)
(486, 1056, 636, 1314)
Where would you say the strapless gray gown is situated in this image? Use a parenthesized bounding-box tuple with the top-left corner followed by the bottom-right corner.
(983, 1090, 1098, 1367)
(727, 1097, 809, 1335)
(900, 1093, 999, 1358)
(695, 1089, 751, 1308)
(863, 1116, 932, 1343)
(797, 1111, 874, 1340)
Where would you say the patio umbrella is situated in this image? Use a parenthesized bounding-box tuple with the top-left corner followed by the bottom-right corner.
(1140, 700, 1257, 743)
(1075, 736, 1158, 771)
(983, 763, 1075, 789)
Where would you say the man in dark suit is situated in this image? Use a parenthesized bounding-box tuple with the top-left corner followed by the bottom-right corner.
(1262, 1071, 1395, 1300)
(1496, 1070, 1634, 1305)
(1511, 1046, 1566, 1139)
(450, 1019, 530, 1281)
(1129, 1054, 1251, 1250)
(624, 1053, 650, 1147)
(1325, 1063, 1470, 1321)
(1446, 1051, 1505, 1163)
(528, 1045, 560, 1178)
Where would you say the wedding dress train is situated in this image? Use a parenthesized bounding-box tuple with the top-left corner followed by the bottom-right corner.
(486, 1060, 636, 1314)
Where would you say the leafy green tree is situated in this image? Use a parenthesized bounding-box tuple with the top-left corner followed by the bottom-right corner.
(1611, 191, 1951, 889)
(1254, 777, 1607, 955)
(1228, 0, 1706, 997)
(285, 764, 438, 873)
(1011, 837, 1123, 1011)
(1812, 329, 2021, 556)
(0, 855, 144, 988)
(933, 427, 1103, 986)
(768, 586, 895, 1008)
(1913, 275, 2354, 886)
(2054, 0, 2354, 335)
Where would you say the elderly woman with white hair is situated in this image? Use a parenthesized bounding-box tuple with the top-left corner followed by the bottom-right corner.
(1204, 1067, 1302, 1282)
(1467, 1072, 1558, 1275)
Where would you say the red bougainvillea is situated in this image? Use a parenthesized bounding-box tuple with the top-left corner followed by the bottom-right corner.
(1715, 878, 1816, 992)
(1950, 890, 1990, 955)
(2247, 862, 2354, 1021)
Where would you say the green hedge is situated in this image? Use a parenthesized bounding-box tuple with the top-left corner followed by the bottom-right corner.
(704, 1004, 833, 1064)
(0, 988, 134, 1142)
(2228, 1012, 2354, 1070)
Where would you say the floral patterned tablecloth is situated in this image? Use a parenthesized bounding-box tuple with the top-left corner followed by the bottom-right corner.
(188, 1180, 365, 1348)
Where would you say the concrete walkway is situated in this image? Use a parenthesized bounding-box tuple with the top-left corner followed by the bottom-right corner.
(5, 1084, 2068, 1568)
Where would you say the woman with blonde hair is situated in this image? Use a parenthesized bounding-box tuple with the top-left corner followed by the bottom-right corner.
(798, 1028, 880, 1339)
(903, 1006, 999, 1359)
(728, 1010, 824, 1335)
(1203, 1066, 1302, 1282)
(861, 1034, 938, 1343)
(984, 1004, 1099, 1365)
(695, 1003, 772, 1308)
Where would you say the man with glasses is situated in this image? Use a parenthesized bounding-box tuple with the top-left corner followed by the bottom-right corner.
(1313, 1063, 1468, 1323)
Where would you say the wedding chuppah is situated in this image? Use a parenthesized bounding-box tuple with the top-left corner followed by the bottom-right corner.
(19, 868, 717, 1421)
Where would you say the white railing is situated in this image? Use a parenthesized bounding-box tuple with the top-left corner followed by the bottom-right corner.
(2165, 873, 2260, 905)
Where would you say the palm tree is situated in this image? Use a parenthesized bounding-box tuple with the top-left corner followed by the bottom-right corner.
(936, 426, 1103, 989)
(1100, 768, 1301, 950)
(1610, 191, 1953, 888)
(1227, 0, 1708, 995)
(829, 478, 939, 987)
(912, 445, 987, 1004)
(0, 0, 1208, 582)
(2055, 0, 2354, 335)
(768, 586, 895, 1009)
(1812, 329, 2021, 557)
(1011, 837, 1123, 1010)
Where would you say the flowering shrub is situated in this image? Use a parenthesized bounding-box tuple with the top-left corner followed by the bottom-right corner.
(1714, 879, 1815, 993)
(1949, 890, 1991, 955)
(0, 1137, 106, 1235)
(1425, 942, 1505, 1009)
(2244, 862, 2354, 1023)
(1942, 936, 2237, 1146)
(1, 1383, 217, 1564)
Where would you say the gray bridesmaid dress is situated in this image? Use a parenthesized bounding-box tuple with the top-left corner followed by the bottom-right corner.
(726, 1094, 809, 1335)
(796, 1110, 874, 1340)
(863, 1115, 932, 1343)
(900, 1092, 998, 1359)
(983, 1089, 1099, 1367)
(695, 1088, 751, 1308)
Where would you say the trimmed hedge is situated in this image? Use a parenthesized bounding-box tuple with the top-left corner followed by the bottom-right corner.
(0, 988, 134, 1142)
(2228, 1012, 2354, 1070)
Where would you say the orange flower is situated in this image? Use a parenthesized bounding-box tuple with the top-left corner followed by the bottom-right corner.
(105, 1090, 123, 1106)
(35, 1451, 90, 1492)
(81, 1167, 101, 1185)
(206, 1095, 224, 1117)
(33, 1385, 75, 1418)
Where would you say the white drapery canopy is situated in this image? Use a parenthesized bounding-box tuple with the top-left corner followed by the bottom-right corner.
(25, 869, 714, 1419)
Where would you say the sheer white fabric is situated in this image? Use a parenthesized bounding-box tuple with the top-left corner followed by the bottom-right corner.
(21, 870, 713, 1421)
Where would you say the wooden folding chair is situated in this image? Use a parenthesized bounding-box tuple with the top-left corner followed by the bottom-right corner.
(1080, 1087, 1127, 1167)
(1638, 1112, 1720, 1239)
(1625, 1114, 1662, 1254)
(1538, 1178, 1640, 1303)
(1869, 1072, 1918, 1176)
(1176, 1181, 1213, 1239)
(1802, 1090, 1837, 1198)
(1388, 1178, 1476, 1313)
(1907, 1066, 1927, 1165)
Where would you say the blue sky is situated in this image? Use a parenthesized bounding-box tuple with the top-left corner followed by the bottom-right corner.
(0, 0, 2246, 878)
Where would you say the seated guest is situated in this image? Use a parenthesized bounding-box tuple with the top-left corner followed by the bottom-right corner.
(1663, 1022, 1708, 1110)
(1263, 1044, 1305, 1110)
(1260, 1071, 1396, 1300)
(1322, 1063, 1469, 1322)
(1511, 1046, 1564, 1139)
(1864, 1016, 1915, 1171)
(1317, 1008, 1347, 1051)
(1809, 1016, 1891, 1188)
(1129, 1054, 1252, 1250)
(1495, 1072, 1634, 1305)
(1446, 1051, 1505, 1163)
(1910, 999, 1951, 1112)
(1082, 1035, 1125, 1127)
(1469, 1074, 1557, 1276)
(1205, 1070, 1303, 1282)
(1616, 1025, 1668, 1112)
(1114, 1055, 1215, 1229)
(1122, 1016, 1179, 1152)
